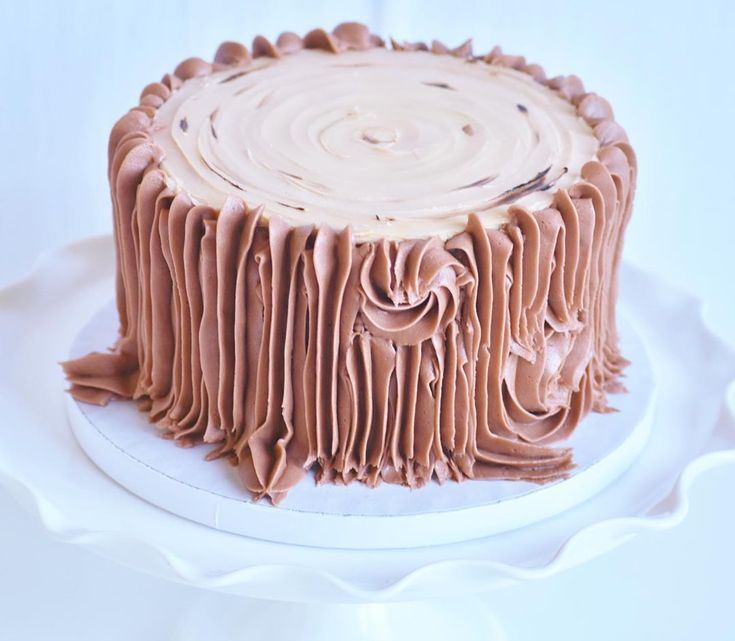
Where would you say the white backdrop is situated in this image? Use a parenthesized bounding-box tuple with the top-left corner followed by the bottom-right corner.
(1, 1, 734, 639)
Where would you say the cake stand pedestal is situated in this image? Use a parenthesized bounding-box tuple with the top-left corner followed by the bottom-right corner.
(1, 237, 734, 641)
(170, 594, 508, 641)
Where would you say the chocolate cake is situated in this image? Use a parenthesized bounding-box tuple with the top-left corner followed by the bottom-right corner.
(63, 23, 635, 504)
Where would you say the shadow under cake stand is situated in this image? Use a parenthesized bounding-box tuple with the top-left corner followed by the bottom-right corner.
(1, 236, 734, 640)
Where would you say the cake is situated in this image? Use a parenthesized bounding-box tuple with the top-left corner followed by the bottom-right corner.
(63, 23, 635, 504)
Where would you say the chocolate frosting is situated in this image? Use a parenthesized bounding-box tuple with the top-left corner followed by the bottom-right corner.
(63, 23, 635, 504)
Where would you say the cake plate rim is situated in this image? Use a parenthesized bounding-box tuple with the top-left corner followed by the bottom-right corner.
(0, 235, 733, 604)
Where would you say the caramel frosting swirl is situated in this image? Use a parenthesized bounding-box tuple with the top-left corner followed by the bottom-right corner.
(63, 23, 635, 504)
(153, 48, 598, 240)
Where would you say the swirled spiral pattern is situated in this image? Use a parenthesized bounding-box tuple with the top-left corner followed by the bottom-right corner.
(63, 23, 635, 504)
(154, 48, 598, 240)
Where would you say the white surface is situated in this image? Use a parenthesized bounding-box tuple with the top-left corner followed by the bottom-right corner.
(1, 0, 734, 639)
(2, 471, 735, 641)
(66, 301, 655, 549)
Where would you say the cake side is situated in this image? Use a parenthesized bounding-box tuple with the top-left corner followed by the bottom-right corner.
(62, 23, 635, 503)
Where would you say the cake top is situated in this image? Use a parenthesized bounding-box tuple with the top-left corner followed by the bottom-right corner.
(149, 26, 603, 241)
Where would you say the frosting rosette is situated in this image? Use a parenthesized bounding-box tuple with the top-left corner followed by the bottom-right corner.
(358, 239, 471, 345)
(62, 22, 635, 503)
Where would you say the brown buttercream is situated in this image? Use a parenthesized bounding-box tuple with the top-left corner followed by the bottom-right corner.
(62, 22, 635, 504)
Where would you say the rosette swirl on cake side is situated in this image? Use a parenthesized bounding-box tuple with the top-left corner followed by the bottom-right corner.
(358, 239, 471, 345)
(63, 22, 635, 503)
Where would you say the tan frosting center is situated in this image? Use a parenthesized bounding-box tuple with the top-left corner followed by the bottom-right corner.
(153, 48, 599, 240)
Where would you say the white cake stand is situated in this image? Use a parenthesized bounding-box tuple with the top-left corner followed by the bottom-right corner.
(1, 236, 734, 641)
